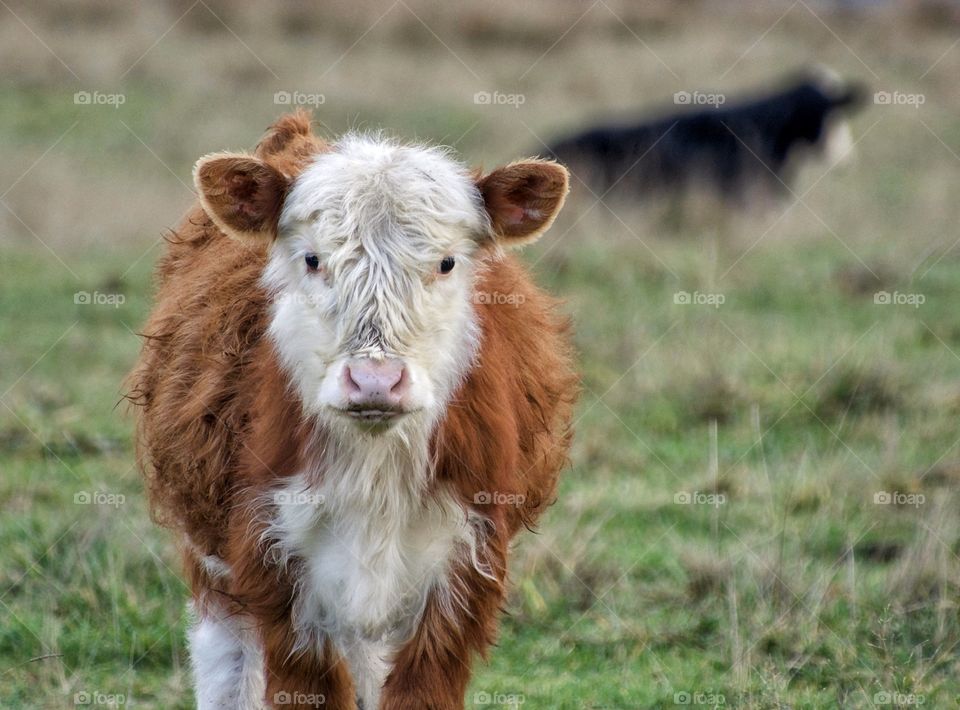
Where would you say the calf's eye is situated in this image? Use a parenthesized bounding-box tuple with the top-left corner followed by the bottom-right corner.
(305, 253, 320, 272)
(439, 256, 455, 274)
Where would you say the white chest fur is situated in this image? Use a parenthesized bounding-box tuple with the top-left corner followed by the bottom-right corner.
(264, 436, 484, 708)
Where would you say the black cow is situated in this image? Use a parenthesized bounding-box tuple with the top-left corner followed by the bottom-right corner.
(547, 70, 866, 207)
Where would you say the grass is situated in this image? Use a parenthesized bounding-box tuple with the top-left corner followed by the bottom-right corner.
(3, 1, 960, 708)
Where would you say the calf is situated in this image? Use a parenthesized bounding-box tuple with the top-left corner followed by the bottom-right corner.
(128, 111, 577, 709)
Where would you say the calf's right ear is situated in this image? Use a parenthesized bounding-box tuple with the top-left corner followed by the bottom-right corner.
(193, 153, 288, 244)
(477, 159, 569, 248)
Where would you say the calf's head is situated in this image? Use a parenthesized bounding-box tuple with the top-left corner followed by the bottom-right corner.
(195, 135, 568, 434)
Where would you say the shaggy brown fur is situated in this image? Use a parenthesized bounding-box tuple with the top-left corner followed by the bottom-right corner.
(128, 111, 577, 709)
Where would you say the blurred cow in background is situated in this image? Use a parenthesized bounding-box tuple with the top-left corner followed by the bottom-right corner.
(547, 69, 866, 209)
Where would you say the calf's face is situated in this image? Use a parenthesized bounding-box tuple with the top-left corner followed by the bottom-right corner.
(194, 135, 568, 435)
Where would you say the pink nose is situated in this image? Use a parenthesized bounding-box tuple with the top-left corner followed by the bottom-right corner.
(343, 357, 409, 410)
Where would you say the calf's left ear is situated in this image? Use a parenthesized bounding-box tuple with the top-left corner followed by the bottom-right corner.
(193, 152, 289, 245)
(477, 160, 569, 248)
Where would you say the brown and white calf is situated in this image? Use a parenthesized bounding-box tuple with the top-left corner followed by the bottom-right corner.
(128, 111, 577, 709)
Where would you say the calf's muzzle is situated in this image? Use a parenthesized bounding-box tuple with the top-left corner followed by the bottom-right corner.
(341, 357, 410, 417)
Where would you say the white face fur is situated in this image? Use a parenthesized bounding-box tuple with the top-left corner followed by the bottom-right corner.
(262, 135, 489, 438)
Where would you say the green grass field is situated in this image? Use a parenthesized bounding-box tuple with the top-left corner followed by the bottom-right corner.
(3, 2, 960, 708)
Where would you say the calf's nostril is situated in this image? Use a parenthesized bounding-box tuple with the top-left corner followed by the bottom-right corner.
(390, 367, 408, 396)
(343, 365, 363, 394)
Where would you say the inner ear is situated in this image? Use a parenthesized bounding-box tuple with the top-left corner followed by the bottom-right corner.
(194, 153, 289, 244)
(477, 160, 569, 248)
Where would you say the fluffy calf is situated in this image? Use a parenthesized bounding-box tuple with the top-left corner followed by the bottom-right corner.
(128, 111, 577, 709)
